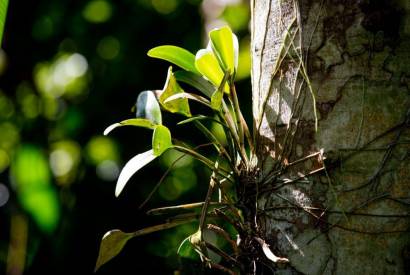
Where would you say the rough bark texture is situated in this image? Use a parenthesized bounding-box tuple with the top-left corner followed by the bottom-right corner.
(251, 0, 410, 274)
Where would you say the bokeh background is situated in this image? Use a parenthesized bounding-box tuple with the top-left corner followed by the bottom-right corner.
(0, 0, 251, 274)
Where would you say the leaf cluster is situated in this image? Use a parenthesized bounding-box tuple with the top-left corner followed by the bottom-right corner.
(96, 26, 254, 273)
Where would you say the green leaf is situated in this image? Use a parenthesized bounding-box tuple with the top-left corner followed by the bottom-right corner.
(116, 150, 157, 197)
(210, 71, 229, 110)
(95, 230, 134, 272)
(104, 118, 156, 136)
(174, 70, 214, 98)
(0, 0, 8, 45)
(136, 90, 162, 125)
(195, 49, 229, 93)
(209, 26, 238, 74)
(163, 92, 211, 108)
(148, 45, 199, 74)
(210, 91, 223, 110)
(177, 115, 225, 126)
(96, 220, 196, 271)
(152, 125, 172, 156)
(158, 67, 191, 117)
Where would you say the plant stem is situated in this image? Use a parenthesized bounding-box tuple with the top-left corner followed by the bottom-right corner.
(199, 160, 219, 231)
(230, 83, 245, 153)
(173, 145, 232, 179)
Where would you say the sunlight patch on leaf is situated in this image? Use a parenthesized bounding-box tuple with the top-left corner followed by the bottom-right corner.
(209, 26, 238, 74)
(195, 49, 229, 93)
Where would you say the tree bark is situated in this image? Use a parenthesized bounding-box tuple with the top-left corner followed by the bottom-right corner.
(250, 0, 410, 274)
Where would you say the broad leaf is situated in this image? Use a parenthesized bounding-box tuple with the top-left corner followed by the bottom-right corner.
(210, 71, 229, 110)
(104, 118, 156, 136)
(116, 150, 157, 197)
(195, 49, 229, 93)
(174, 70, 214, 98)
(209, 26, 238, 74)
(96, 220, 196, 271)
(95, 230, 134, 272)
(0, 0, 8, 45)
(159, 67, 191, 117)
(152, 125, 172, 156)
(148, 45, 199, 74)
(136, 90, 162, 125)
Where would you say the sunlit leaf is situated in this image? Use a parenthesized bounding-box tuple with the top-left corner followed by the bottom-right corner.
(0, 0, 8, 45)
(104, 118, 156, 136)
(152, 125, 172, 156)
(194, 49, 229, 93)
(136, 91, 162, 125)
(95, 230, 134, 272)
(174, 70, 214, 98)
(209, 26, 238, 74)
(210, 91, 223, 110)
(164, 92, 211, 108)
(159, 67, 191, 117)
(177, 115, 225, 127)
(210, 71, 229, 110)
(116, 150, 157, 197)
(148, 45, 199, 74)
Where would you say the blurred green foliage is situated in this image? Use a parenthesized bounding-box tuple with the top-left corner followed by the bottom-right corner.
(0, 0, 250, 274)
(11, 145, 60, 234)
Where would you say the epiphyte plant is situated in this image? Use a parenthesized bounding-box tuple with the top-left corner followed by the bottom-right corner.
(96, 26, 286, 274)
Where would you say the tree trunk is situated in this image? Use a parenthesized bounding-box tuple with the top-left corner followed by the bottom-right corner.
(250, 0, 410, 274)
